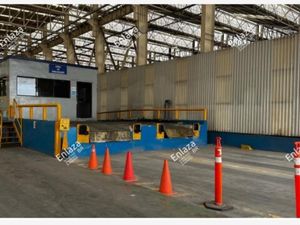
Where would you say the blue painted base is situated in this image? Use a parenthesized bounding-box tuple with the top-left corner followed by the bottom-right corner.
(66, 121, 208, 157)
(22, 119, 55, 155)
(208, 131, 300, 153)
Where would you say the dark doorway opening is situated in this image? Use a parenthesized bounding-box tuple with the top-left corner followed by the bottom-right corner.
(77, 82, 92, 118)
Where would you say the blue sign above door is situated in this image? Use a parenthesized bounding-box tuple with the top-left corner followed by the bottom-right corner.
(49, 63, 67, 75)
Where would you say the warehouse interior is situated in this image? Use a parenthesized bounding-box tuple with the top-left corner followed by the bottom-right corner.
(0, 3, 300, 220)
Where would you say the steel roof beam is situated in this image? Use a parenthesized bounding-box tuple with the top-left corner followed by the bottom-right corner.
(22, 5, 133, 57)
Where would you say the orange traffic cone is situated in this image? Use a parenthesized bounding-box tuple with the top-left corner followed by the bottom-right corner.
(102, 147, 112, 175)
(123, 151, 136, 182)
(88, 144, 98, 170)
(159, 160, 173, 195)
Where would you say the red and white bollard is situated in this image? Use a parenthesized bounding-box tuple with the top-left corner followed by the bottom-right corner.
(215, 137, 223, 205)
(204, 137, 233, 211)
(294, 142, 300, 218)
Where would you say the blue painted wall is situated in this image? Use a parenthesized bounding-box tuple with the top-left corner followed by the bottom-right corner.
(208, 131, 300, 153)
(66, 121, 208, 157)
(22, 119, 55, 155)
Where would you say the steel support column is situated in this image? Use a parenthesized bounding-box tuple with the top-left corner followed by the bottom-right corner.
(200, 4, 215, 52)
(134, 5, 148, 66)
(61, 12, 76, 64)
(89, 5, 105, 74)
(41, 25, 53, 61)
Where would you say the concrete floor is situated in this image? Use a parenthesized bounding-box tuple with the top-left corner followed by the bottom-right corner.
(0, 145, 295, 217)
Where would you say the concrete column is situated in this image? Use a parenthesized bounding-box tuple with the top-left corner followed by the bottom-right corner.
(134, 5, 148, 66)
(93, 29, 105, 74)
(221, 33, 228, 49)
(40, 43, 53, 61)
(168, 47, 172, 60)
(27, 34, 32, 49)
(64, 10, 70, 33)
(61, 12, 76, 64)
(89, 5, 106, 118)
(89, 5, 105, 74)
(200, 4, 215, 52)
(24, 35, 35, 59)
(42, 24, 48, 41)
(41, 25, 53, 61)
(3, 48, 8, 58)
(62, 34, 76, 64)
(256, 24, 264, 39)
(60, 32, 76, 64)
(192, 40, 197, 54)
(14, 40, 19, 55)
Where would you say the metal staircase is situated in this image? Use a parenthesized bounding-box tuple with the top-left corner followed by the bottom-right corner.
(0, 99, 23, 148)
(1, 121, 21, 147)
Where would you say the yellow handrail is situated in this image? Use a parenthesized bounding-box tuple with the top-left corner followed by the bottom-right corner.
(12, 99, 23, 146)
(12, 99, 62, 156)
(97, 108, 207, 121)
(17, 103, 62, 121)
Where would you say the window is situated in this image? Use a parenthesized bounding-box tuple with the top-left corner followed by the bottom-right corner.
(17, 77, 36, 96)
(0, 77, 7, 96)
(17, 76, 70, 98)
(54, 80, 70, 98)
(37, 78, 54, 97)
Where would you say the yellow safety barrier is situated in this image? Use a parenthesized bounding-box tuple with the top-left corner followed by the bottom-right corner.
(17, 103, 62, 121)
(13, 100, 62, 157)
(193, 123, 200, 138)
(97, 108, 207, 121)
(77, 124, 90, 143)
(156, 123, 165, 139)
(11, 99, 23, 146)
(132, 124, 141, 140)
(59, 118, 70, 150)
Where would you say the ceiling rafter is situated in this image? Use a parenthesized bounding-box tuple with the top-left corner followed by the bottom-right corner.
(1, 4, 299, 71)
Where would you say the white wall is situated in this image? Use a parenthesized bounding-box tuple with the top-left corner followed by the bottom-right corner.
(8, 58, 98, 121)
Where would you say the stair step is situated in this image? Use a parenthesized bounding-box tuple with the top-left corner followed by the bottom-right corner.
(1, 142, 20, 145)
(0, 121, 20, 147)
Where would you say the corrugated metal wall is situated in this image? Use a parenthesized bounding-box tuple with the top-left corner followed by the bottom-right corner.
(99, 34, 300, 136)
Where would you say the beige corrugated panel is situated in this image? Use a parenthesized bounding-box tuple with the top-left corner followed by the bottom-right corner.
(153, 60, 177, 108)
(120, 70, 128, 110)
(103, 34, 300, 136)
(144, 65, 155, 118)
(175, 58, 188, 119)
(98, 74, 107, 119)
(127, 66, 145, 109)
(106, 72, 121, 112)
